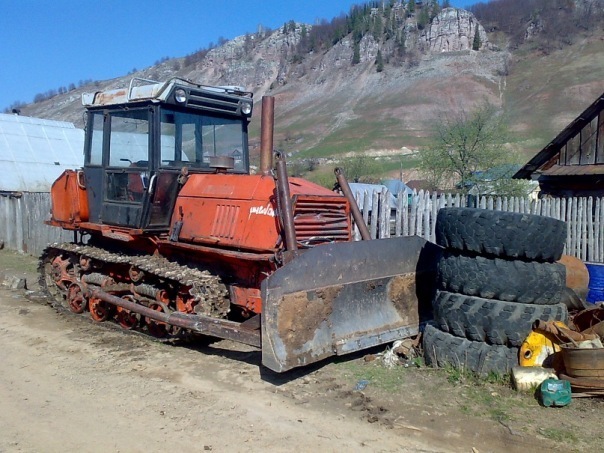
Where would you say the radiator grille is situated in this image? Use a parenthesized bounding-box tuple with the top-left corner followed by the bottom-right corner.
(187, 90, 241, 115)
(293, 196, 351, 245)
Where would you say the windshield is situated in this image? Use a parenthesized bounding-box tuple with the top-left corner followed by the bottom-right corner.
(160, 109, 247, 171)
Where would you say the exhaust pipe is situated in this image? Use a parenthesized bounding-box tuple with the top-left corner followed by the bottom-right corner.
(259, 96, 275, 176)
(335, 168, 371, 241)
(275, 151, 298, 253)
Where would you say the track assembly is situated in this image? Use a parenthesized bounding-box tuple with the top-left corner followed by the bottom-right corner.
(39, 243, 230, 339)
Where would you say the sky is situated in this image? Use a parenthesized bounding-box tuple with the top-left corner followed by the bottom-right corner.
(0, 0, 477, 110)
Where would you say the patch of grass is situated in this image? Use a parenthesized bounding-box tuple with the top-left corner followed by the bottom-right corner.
(441, 363, 509, 387)
(0, 249, 38, 274)
(539, 428, 578, 444)
(337, 360, 407, 393)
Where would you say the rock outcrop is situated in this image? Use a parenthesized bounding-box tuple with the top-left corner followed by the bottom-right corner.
(422, 8, 489, 52)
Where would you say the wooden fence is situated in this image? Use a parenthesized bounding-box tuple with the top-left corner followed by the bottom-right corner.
(354, 189, 604, 264)
(0, 192, 73, 257)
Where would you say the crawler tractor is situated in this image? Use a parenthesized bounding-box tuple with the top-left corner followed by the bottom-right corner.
(41, 78, 438, 372)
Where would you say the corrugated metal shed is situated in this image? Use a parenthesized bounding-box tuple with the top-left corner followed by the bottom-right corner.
(0, 113, 84, 192)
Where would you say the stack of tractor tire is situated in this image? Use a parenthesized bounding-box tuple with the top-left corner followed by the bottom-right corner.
(423, 207, 569, 375)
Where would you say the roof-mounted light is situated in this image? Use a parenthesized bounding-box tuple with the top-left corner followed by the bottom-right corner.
(241, 100, 252, 115)
(174, 88, 187, 103)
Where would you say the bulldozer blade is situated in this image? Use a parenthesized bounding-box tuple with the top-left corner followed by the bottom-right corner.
(261, 235, 441, 372)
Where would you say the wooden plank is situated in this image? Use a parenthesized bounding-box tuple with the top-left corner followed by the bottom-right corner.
(431, 192, 439, 243)
(409, 191, 417, 236)
(567, 133, 582, 165)
(588, 197, 594, 262)
(562, 197, 569, 256)
(600, 198, 604, 262)
(401, 191, 413, 236)
(560, 142, 567, 165)
(580, 118, 597, 165)
(395, 191, 403, 237)
(383, 189, 391, 238)
(598, 197, 604, 263)
(353, 193, 362, 241)
(424, 191, 432, 241)
(597, 112, 604, 164)
(363, 191, 370, 236)
(568, 197, 576, 257)
(580, 198, 588, 261)
(370, 190, 379, 239)
(416, 190, 424, 239)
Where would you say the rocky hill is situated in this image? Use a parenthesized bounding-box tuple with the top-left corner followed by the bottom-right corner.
(14, 1, 604, 183)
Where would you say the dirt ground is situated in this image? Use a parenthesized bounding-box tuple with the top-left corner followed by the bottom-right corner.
(1, 249, 603, 453)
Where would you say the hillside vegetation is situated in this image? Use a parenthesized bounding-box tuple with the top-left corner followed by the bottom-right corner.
(9, 0, 604, 187)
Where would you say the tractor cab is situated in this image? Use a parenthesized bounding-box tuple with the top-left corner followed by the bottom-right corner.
(81, 78, 253, 231)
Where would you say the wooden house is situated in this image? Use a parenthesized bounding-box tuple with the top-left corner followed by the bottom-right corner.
(514, 91, 604, 197)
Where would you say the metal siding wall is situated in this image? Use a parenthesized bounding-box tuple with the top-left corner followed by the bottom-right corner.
(0, 192, 73, 256)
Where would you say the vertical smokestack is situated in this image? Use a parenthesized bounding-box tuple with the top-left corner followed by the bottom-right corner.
(259, 96, 275, 176)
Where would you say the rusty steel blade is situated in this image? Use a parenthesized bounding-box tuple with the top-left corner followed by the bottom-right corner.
(261, 235, 441, 372)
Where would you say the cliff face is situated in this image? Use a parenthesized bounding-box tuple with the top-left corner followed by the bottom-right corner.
(17, 6, 604, 160)
(422, 8, 489, 52)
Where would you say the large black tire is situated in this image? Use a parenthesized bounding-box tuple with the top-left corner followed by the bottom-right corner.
(423, 324, 518, 375)
(432, 291, 569, 346)
(437, 252, 566, 304)
(435, 208, 567, 262)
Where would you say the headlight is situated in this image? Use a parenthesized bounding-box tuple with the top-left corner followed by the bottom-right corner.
(174, 88, 187, 103)
(241, 101, 252, 115)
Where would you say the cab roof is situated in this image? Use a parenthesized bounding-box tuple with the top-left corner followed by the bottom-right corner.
(81, 77, 252, 108)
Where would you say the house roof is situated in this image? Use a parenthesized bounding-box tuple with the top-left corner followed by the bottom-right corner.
(0, 113, 84, 192)
(540, 164, 604, 177)
(514, 91, 604, 180)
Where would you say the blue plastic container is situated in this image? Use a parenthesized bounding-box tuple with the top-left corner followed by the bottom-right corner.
(586, 262, 604, 304)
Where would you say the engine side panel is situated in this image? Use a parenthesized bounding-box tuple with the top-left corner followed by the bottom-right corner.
(173, 174, 350, 252)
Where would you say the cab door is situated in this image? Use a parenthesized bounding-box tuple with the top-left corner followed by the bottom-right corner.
(100, 108, 151, 228)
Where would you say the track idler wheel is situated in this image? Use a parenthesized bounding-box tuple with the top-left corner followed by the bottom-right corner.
(67, 283, 87, 314)
(115, 296, 139, 330)
(89, 296, 111, 322)
(48, 255, 74, 292)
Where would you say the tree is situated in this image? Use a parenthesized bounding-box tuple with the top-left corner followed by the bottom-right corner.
(417, 6, 430, 30)
(418, 102, 528, 195)
(375, 49, 384, 72)
(244, 33, 253, 55)
(395, 30, 406, 57)
(352, 42, 361, 64)
(472, 29, 482, 50)
(339, 155, 379, 183)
